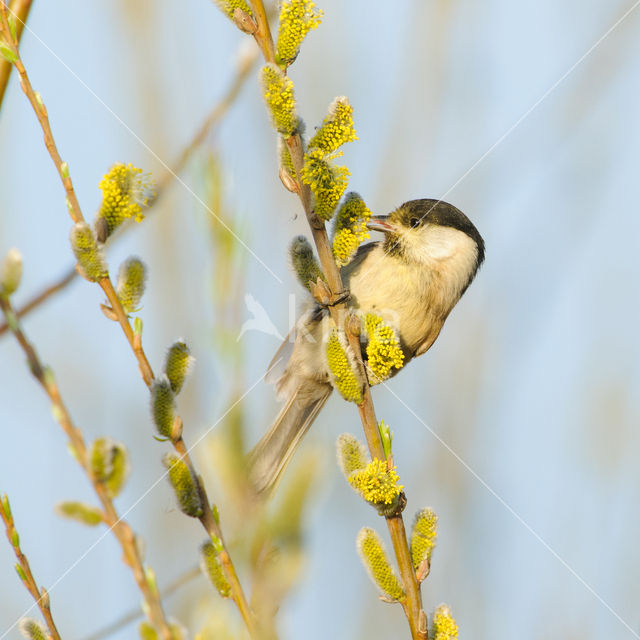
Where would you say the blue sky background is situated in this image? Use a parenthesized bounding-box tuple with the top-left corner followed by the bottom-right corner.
(1, 1, 640, 639)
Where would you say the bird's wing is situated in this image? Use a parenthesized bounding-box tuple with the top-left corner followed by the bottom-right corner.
(265, 326, 296, 384)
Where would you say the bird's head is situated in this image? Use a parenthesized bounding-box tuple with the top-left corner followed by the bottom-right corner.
(367, 199, 485, 278)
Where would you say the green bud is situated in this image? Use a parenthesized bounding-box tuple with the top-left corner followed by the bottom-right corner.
(55, 501, 103, 526)
(15, 563, 27, 582)
(60, 161, 69, 179)
(410, 508, 438, 576)
(18, 618, 47, 640)
(10, 529, 19, 547)
(8, 13, 18, 41)
(69, 222, 108, 282)
(163, 453, 203, 518)
(289, 236, 324, 291)
(0, 248, 23, 297)
(89, 437, 130, 498)
(116, 257, 147, 314)
(138, 622, 159, 640)
(336, 433, 368, 478)
(150, 376, 176, 439)
(378, 420, 393, 459)
(0, 42, 17, 64)
(200, 541, 231, 598)
(134, 317, 143, 335)
(356, 527, 405, 602)
(1, 494, 12, 519)
(164, 341, 194, 395)
(145, 566, 158, 595)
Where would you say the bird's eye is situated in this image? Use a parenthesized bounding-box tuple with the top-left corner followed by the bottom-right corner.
(410, 217, 421, 228)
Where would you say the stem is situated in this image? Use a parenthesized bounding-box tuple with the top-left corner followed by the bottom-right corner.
(0, 16, 259, 636)
(248, 0, 276, 63)
(248, 6, 426, 637)
(0, 44, 257, 339)
(0, 296, 173, 640)
(0, 495, 63, 640)
(83, 565, 201, 640)
(0, 0, 32, 109)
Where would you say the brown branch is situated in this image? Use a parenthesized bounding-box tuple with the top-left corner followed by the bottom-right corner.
(247, 3, 426, 637)
(0, 11, 259, 634)
(0, 295, 173, 640)
(0, 0, 32, 110)
(0, 43, 258, 338)
(0, 494, 63, 640)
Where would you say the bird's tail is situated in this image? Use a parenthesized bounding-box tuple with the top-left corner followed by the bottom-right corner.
(248, 383, 331, 496)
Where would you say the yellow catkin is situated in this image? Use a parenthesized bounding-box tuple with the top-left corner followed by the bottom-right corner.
(332, 192, 371, 266)
(336, 433, 368, 477)
(163, 454, 203, 518)
(348, 459, 403, 505)
(200, 541, 232, 598)
(98, 163, 153, 236)
(289, 235, 324, 290)
(213, 0, 253, 19)
(431, 604, 459, 640)
(89, 437, 130, 498)
(18, 619, 47, 640)
(364, 313, 405, 383)
(69, 222, 108, 281)
(326, 329, 363, 403)
(261, 64, 298, 136)
(301, 147, 349, 221)
(276, 0, 323, 66)
(164, 341, 194, 395)
(357, 528, 405, 601)
(55, 501, 103, 526)
(410, 508, 438, 570)
(116, 257, 147, 313)
(308, 97, 357, 154)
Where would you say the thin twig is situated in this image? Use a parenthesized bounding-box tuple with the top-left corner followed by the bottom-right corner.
(0, 43, 258, 338)
(0, 494, 63, 640)
(0, 295, 173, 640)
(246, 2, 426, 637)
(83, 565, 201, 640)
(0, 10, 259, 635)
(0, 0, 32, 109)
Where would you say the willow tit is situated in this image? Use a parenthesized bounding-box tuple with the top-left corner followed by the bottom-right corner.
(249, 199, 485, 495)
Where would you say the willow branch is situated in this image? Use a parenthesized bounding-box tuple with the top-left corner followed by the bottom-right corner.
(0, 44, 258, 338)
(0, 11, 258, 635)
(83, 565, 201, 640)
(0, 0, 32, 109)
(0, 296, 173, 640)
(0, 494, 62, 640)
(247, 3, 425, 637)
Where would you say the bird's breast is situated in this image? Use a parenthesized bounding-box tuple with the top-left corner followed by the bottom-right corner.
(343, 245, 452, 357)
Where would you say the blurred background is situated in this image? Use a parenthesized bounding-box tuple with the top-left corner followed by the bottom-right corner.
(1, 0, 640, 638)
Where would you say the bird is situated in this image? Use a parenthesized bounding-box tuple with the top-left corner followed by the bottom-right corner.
(249, 198, 485, 495)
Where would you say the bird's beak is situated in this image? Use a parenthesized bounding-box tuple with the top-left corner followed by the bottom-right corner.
(366, 216, 398, 234)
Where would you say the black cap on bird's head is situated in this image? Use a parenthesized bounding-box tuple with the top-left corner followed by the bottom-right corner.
(367, 198, 485, 268)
